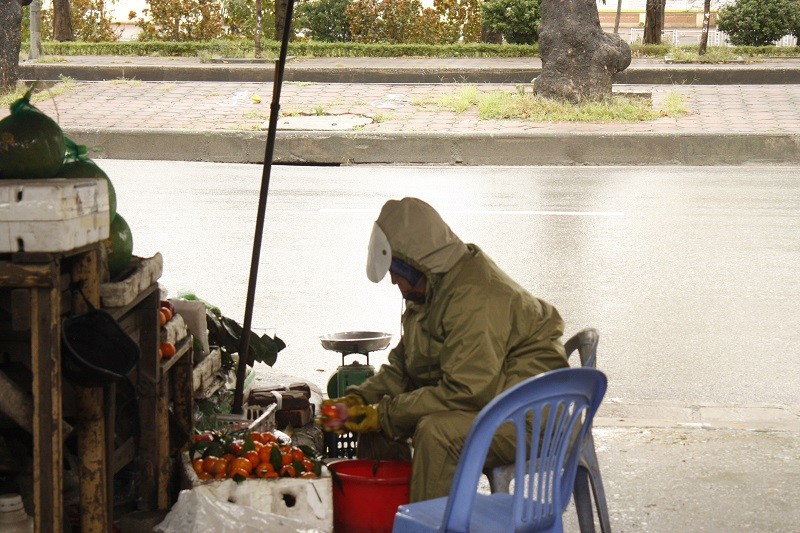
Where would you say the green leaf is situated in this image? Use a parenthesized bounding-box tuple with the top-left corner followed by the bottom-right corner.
(270, 445, 283, 472)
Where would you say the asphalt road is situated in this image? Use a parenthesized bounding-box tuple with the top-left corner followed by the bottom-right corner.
(102, 160, 800, 407)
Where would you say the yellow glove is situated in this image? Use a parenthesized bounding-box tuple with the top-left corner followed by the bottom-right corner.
(335, 393, 366, 408)
(344, 404, 380, 433)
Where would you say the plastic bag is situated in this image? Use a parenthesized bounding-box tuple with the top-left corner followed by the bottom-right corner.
(154, 484, 324, 533)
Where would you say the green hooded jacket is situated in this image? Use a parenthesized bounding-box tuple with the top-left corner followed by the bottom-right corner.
(352, 197, 568, 439)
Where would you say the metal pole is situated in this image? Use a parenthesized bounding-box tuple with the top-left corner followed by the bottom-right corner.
(232, 0, 295, 414)
(29, 0, 42, 60)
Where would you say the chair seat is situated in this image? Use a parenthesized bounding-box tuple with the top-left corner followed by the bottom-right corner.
(395, 493, 560, 533)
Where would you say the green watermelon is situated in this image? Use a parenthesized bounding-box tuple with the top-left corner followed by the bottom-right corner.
(57, 159, 117, 222)
(104, 213, 133, 279)
(0, 86, 65, 179)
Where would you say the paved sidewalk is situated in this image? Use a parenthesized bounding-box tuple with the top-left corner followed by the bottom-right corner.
(8, 55, 800, 165)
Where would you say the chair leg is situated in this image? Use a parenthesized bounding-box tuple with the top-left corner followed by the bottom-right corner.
(573, 466, 596, 533)
(587, 461, 612, 533)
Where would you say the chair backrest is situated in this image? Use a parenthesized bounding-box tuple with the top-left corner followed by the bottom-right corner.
(564, 327, 599, 369)
(442, 367, 607, 532)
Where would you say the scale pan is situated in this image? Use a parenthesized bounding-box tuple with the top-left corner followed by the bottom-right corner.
(320, 331, 392, 354)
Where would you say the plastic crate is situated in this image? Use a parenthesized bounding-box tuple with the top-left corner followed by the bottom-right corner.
(324, 430, 358, 459)
(214, 403, 276, 434)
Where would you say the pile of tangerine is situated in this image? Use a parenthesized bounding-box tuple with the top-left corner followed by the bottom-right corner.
(190, 429, 323, 481)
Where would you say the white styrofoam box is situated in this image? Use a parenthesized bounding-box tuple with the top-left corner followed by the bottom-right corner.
(0, 178, 110, 253)
(181, 451, 333, 532)
(160, 312, 189, 345)
(100, 253, 163, 308)
(170, 299, 210, 356)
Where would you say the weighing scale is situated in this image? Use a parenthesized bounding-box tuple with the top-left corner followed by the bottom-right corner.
(320, 331, 392, 457)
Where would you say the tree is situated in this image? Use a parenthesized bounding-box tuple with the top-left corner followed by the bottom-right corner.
(0, 0, 23, 92)
(717, 0, 796, 46)
(295, 0, 352, 41)
(534, 0, 631, 103)
(699, 0, 711, 55)
(482, 0, 540, 45)
(275, 0, 290, 40)
(643, 0, 663, 44)
(52, 0, 74, 41)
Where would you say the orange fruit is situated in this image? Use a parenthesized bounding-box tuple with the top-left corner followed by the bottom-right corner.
(244, 450, 260, 468)
(230, 467, 250, 479)
(255, 463, 275, 478)
(159, 309, 168, 327)
(211, 458, 229, 477)
(279, 465, 296, 478)
(290, 448, 305, 462)
(160, 307, 173, 321)
(192, 458, 204, 476)
(230, 440, 244, 455)
(258, 446, 272, 464)
(160, 342, 176, 358)
(197, 471, 212, 480)
(281, 453, 292, 466)
(229, 457, 253, 475)
(300, 471, 318, 479)
(202, 456, 219, 474)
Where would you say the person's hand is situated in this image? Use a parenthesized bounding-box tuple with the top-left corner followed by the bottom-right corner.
(344, 404, 380, 433)
(335, 393, 366, 408)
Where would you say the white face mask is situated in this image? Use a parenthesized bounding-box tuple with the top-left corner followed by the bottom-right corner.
(366, 222, 391, 283)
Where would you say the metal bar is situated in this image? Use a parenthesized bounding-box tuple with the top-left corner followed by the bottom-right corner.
(232, 0, 296, 414)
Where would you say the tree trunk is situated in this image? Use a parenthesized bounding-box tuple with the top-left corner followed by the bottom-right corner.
(0, 0, 23, 92)
(255, 0, 262, 58)
(52, 0, 74, 41)
(534, 0, 631, 103)
(274, 0, 289, 41)
(643, 0, 663, 44)
(614, 0, 622, 34)
(698, 0, 711, 55)
(481, 24, 503, 44)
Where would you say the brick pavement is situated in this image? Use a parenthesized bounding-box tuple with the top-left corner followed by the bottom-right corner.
(6, 55, 800, 164)
(11, 80, 800, 137)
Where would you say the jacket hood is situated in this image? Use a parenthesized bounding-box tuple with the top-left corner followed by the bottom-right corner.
(367, 197, 468, 282)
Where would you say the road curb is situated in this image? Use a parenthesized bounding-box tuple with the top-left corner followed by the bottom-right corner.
(66, 128, 800, 166)
(21, 64, 800, 85)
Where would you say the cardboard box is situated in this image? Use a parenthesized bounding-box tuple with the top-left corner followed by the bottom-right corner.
(276, 407, 313, 429)
(0, 178, 109, 253)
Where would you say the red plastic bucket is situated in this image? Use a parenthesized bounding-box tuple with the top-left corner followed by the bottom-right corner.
(328, 459, 412, 533)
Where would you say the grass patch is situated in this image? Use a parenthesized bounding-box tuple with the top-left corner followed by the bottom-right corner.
(373, 112, 393, 123)
(35, 55, 69, 63)
(0, 76, 77, 108)
(665, 47, 749, 64)
(438, 86, 480, 112)
(436, 86, 687, 122)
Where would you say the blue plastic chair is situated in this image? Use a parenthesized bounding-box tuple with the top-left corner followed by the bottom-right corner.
(393, 367, 608, 533)
(486, 328, 612, 533)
